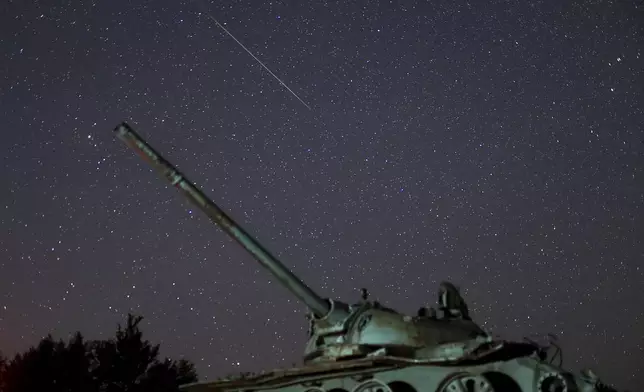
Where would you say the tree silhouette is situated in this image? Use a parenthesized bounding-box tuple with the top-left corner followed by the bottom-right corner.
(0, 350, 6, 391)
(0, 314, 198, 392)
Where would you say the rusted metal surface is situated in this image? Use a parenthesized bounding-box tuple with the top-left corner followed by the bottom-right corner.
(114, 122, 331, 317)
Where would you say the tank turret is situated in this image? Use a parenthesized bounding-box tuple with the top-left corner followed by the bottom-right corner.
(114, 122, 488, 363)
(114, 122, 624, 392)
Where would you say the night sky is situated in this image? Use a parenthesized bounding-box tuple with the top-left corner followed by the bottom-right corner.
(1, 0, 643, 390)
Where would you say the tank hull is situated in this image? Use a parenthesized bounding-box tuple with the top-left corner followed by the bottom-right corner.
(180, 347, 604, 392)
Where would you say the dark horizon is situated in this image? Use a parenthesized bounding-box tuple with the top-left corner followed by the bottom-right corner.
(1, 0, 642, 390)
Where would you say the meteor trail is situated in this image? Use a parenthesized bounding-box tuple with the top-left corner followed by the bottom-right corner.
(196, 2, 312, 110)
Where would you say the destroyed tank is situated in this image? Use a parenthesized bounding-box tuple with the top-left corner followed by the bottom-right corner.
(114, 122, 623, 392)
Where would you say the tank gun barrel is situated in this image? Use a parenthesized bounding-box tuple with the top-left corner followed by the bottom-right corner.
(114, 122, 331, 318)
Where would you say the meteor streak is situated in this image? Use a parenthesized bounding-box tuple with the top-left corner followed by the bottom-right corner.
(196, 2, 312, 110)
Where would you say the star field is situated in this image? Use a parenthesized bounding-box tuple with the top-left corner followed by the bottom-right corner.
(1, 0, 643, 390)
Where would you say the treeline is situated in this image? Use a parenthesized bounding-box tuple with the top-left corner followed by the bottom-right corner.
(0, 314, 197, 392)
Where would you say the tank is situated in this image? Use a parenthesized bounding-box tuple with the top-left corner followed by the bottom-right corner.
(113, 122, 624, 392)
